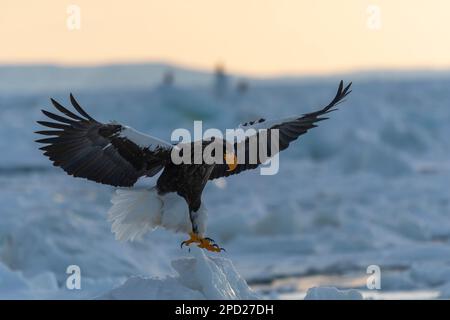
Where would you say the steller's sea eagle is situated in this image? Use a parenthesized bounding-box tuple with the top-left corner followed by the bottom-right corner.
(35, 81, 352, 252)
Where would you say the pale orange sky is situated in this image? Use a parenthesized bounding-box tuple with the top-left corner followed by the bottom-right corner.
(1, 0, 449, 76)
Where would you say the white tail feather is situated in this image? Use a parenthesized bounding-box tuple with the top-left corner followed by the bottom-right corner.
(107, 187, 203, 241)
(108, 188, 163, 241)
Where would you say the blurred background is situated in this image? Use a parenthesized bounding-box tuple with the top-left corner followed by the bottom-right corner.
(1, 0, 450, 299)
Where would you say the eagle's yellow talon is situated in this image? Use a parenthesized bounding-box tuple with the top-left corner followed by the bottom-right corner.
(181, 233, 224, 253)
(197, 239, 221, 252)
(180, 232, 201, 248)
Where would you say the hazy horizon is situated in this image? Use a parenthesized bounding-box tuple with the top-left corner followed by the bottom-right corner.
(1, 60, 450, 79)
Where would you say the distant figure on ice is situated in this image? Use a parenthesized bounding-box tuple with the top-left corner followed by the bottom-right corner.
(161, 70, 175, 88)
(236, 79, 249, 96)
(213, 63, 229, 98)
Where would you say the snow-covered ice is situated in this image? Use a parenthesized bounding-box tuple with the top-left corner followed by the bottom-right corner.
(304, 287, 363, 300)
(2, 65, 450, 299)
(99, 247, 259, 300)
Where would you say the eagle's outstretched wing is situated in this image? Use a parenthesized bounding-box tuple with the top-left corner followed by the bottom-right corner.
(209, 80, 352, 180)
(36, 94, 172, 187)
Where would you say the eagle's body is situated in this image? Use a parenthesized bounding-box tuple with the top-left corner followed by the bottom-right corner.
(36, 81, 352, 252)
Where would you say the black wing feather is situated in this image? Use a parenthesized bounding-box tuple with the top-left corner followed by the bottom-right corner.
(50, 98, 86, 121)
(37, 120, 70, 130)
(41, 110, 76, 124)
(69, 93, 97, 122)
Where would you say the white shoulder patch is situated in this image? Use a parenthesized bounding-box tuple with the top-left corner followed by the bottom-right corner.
(119, 126, 172, 150)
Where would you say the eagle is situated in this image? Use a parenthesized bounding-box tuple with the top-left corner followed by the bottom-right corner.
(35, 81, 352, 252)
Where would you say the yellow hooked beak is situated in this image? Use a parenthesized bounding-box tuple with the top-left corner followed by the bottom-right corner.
(224, 152, 238, 171)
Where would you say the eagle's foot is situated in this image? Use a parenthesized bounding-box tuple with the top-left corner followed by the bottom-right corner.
(198, 238, 225, 252)
(181, 233, 225, 253)
(181, 232, 202, 248)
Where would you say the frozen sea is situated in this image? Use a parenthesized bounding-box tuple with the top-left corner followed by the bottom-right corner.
(1, 64, 450, 299)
